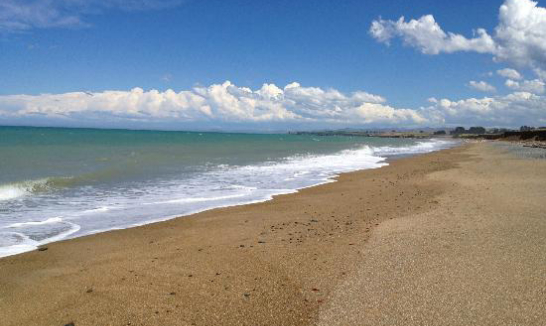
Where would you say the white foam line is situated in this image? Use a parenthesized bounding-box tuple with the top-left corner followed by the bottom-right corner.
(0, 221, 81, 258)
(76, 206, 113, 215)
(6, 217, 63, 228)
(0, 232, 39, 257)
(156, 193, 250, 205)
(39, 221, 81, 244)
(0, 139, 458, 258)
(0, 244, 39, 257)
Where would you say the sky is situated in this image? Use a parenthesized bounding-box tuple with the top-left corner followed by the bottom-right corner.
(1, 0, 545, 131)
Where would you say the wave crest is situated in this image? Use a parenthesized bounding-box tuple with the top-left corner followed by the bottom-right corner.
(0, 177, 73, 201)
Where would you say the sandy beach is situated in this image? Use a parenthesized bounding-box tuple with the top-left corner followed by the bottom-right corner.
(1, 142, 545, 326)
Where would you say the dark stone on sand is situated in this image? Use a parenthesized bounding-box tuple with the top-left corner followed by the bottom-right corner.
(64, 323, 75, 326)
(170, 292, 176, 295)
(38, 247, 48, 251)
(239, 244, 245, 248)
(243, 293, 250, 298)
(258, 241, 265, 244)
(86, 288, 93, 293)
(310, 219, 319, 222)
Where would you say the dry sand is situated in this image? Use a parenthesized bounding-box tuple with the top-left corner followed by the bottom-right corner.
(0, 142, 544, 326)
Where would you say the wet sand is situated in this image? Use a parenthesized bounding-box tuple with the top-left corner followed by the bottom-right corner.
(1, 142, 545, 326)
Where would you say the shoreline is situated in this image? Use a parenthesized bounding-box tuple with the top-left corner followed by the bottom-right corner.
(1, 142, 544, 326)
(0, 139, 454, 258)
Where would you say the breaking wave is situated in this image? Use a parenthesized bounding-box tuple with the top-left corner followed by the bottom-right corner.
(0, 138, 456, 257)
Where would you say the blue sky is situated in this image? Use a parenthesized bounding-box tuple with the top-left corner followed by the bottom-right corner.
(1, 0, 546, 130)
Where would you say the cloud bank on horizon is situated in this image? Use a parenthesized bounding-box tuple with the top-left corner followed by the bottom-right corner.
(1, 80, 545, 129)
(0, 82, 429, 130)
(1, 0, 546, 130)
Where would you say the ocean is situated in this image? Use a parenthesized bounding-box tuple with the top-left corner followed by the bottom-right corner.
(0, 126, 455, 257)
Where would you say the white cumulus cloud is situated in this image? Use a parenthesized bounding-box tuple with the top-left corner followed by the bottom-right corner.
(2, 81, 545, 129)
(505, 79, 545, 94)
(369, 15, 496, 55)
(0, 81, 427, 129)
(370, 0, 546, 73)
(467, 81, 497, 93)
(425, 91, 546, 126)
(497, 68, 522, 80)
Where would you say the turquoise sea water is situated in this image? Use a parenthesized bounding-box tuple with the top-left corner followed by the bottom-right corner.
(0, 126, 455, 257)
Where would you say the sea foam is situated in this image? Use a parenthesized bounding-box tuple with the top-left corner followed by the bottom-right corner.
(0, 138, 455, 258)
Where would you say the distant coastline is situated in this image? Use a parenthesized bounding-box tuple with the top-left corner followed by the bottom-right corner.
(291, 128, 546, 149)
(289, 130, 440, 139)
